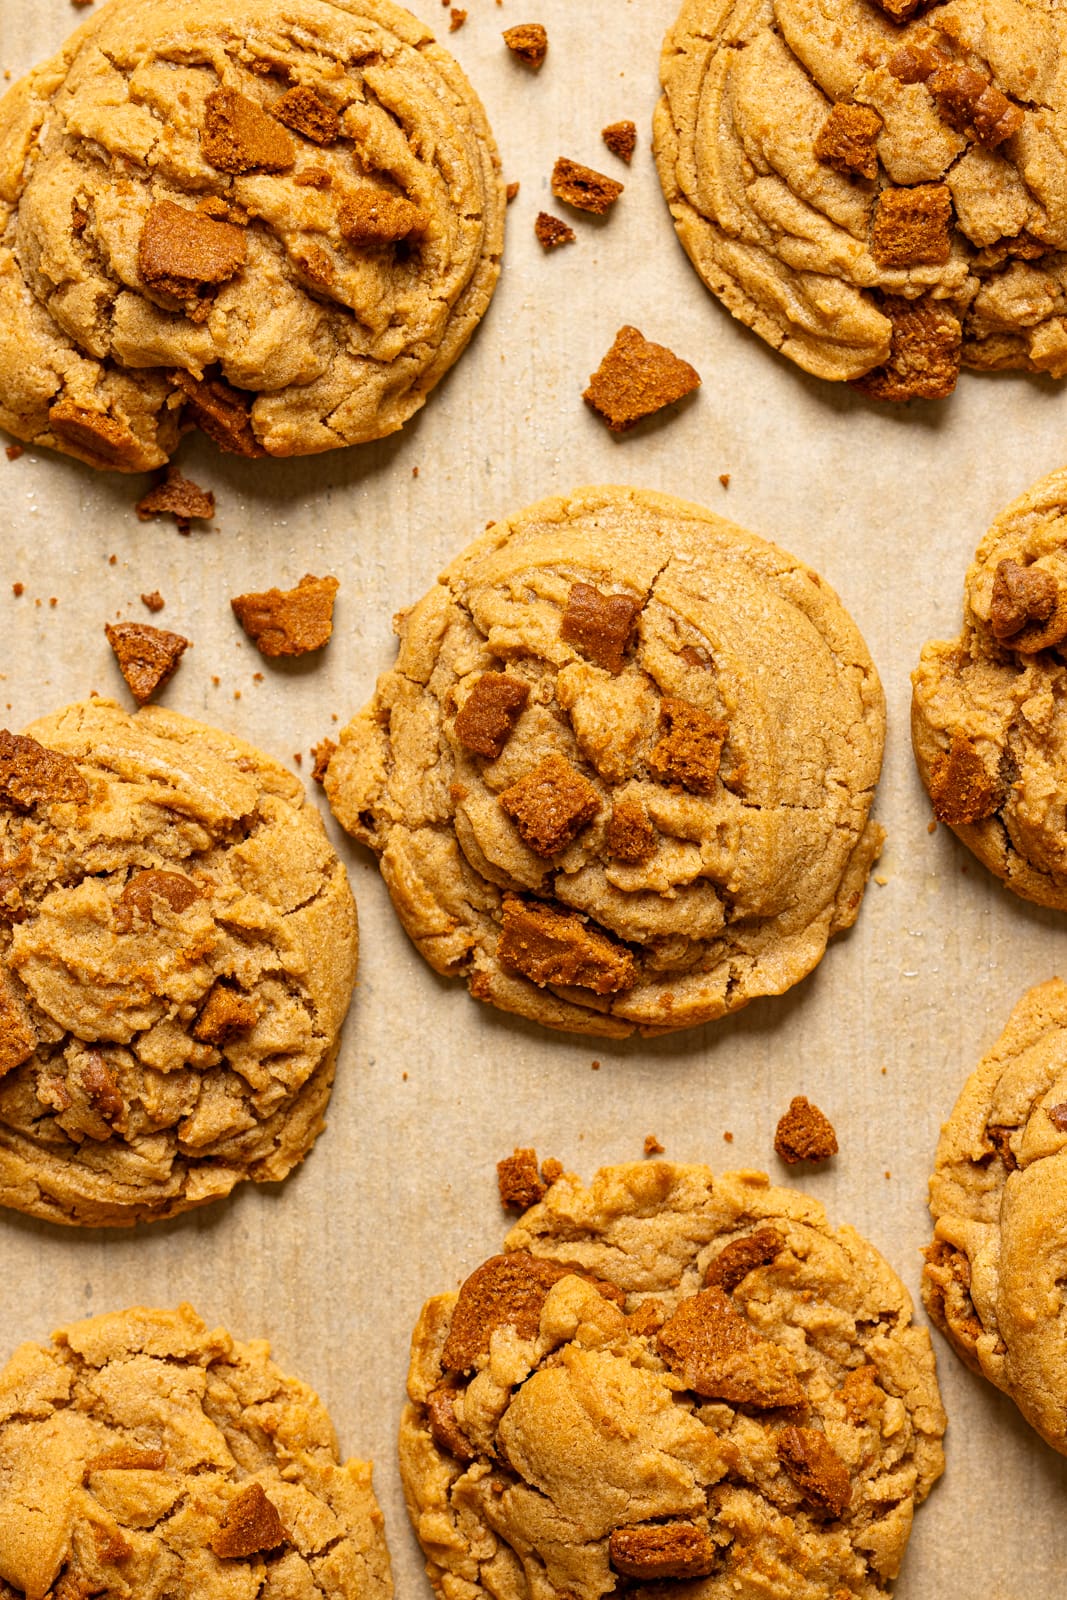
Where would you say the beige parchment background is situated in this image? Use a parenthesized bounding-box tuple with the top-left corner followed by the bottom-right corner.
(0, 0, 1065, 1595)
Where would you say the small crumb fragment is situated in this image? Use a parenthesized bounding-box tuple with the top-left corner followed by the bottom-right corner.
(541, 1157, 563, 1184)
(644, 1135, 664, 1156)
(503, 23, 548, 68)
(535, 211, 575, 250)
(927, 820, 937, 834)
(875, 872, 890, 883)
(12, 583, 24, 597)
(584, 325, 700, 432)
(552, 157, 624, 215)
(774, 1096, 838, 1165)
(602, 120, 637, 163)
(105, 621, 190, 705)
(450, 8, 467, 28)
(497, 1148, 547, 1211)
(231, 574, 339, 658)
(311, 737, 337, 784)
(5, 445, 23, 461)
(591, 1060, 601, 1071)
(723, 1130, 734, 1142)
(506, 181, 520, 202)
(719, 472, 730, 487)
(135, 468, 215, 534)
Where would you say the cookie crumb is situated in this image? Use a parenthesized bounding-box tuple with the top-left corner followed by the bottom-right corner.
(560, 582, 641, 673)
(552, 157, 624, 215)
(140, 592, 165, 612)
(497, 1147, 547, 1211)
(506, 181, 520, 203)
(541, 1156, 563, 1184)
(105, 621, 190, 706)
(135, 467, 215, 534)
(602, 120, 637, 164)
(643, 1134, 664, 1156)
(450, 8, 467, 28)
(591, 1060, 600, 1070)
(503, 23, 548, 68)
(5, 445, 23, 461)
(231, 573, 339, 657)
(11, 583, 24, 597)
(311, 737, 337, 784)
(774, 1096, 838, 1165)
(723, 1130, 733, 1142)
(535, 211, 575, 250)
(584, 325, 701, 432)
(609, 1524, 717, 1582)
(719, 472, 730, 487)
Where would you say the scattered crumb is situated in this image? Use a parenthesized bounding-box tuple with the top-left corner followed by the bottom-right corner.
(591, 1059, 600, 1071)
(141, 591, 165, 613)
(233, 690, 241, 699)
(11, 583, 24, 597)
(643, 1135, 664, 1156)
(293, 752, 303, 766)
(506, 181, 520, 202)
(584, 325, 701, 432)
(231, 573, 339, 657)
(503, 22, 548, 68)
(497, 1147, 548, 1211)
(874, 873, 889, 886)
(774, 1096, 838, 1166)
(5, 444, 23, 461)
(723, 1131, 734, 1143)
(402, 1070, 408, 1081)
(885, 1171, 892, 1180)
(251, 670, 263, 682)
(881, 1066, 887, 1075)
(719, 472, 731, 487)
(211, 674, 220, 686)
(49, 597, 57, 608)
(311, 737, 337, 784)
(135, 467, 215, 535)
(105, 621, 190, 706)
(412, 465, 420, 477)
(535, 211, 575, 250)
(541, 1157, 563, 1185)
(551, 156, 624, 215)
(108, 555, 117, 565)
(927, 819, 937, 833)
(449, 8, 466, 29)
(601, 120, 637, 163)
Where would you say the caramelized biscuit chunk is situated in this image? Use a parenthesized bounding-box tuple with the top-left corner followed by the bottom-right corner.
(426, 1382, 475, 1462)
(443, 1252, 590, 1370)
(171, 371, 264, 457)
(339, 190, 426, 245)
(84, 1449, 167, 1477)
(776, 1426, 852, 1517)
(814, 104, 883, 181)
(867, 0, 935, 20)
(455, 673, 530, 758)
(115, 869, 200, 932)
(1047, 1102, 1067, 1132)
(498, 754, 600, 856)
(78, 1054, 125, 1128)
(135, 468, 215, 533)
(870, 184, 953, 268)
(886, 40, 943, 82)
(231, 574, 339, 657)
(584, 324, 701, 432)
(0, 978, 36, 1078)
(927, 733, 1002, 824)
(497, 895, 637, 993)
(211, 1483, 288, 1559)
(648, 699, 727, 795)
(560, 581, 641, 673)
(923, 1238, 983, 1348)
(774, 1096, 838, 1165)
(656, 1286, 805, 1408)
(202, 88, 295, 174)
(705, 1227, 785, 1292)
(502, 23, 548, 68)
(990, 559, 1057, 640)
(47, 399, 146, 471)
(838, 1365, 882, 1424)
(602, 120, 637, 164)
(497, 1147, 548, 1211)
(534, 211, 575, 250)
(609, 1523, 718, 1581)
(138, 201, 246, 319)
(927, 62, 1023, 147)
(853, 295, 960, 402)
(273, 85, 340, 145)
(606, 797, 657, 863)
(105, 622, 190, 705)
(551, 157, 624, 215)
(193, 984, 258, 1045)
(0, 731, 89, 811)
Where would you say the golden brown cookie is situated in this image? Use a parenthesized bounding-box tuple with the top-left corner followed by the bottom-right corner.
(0, 1303, 392, 1598)
(912, 467, 1067, 907)
(323, 486, 885, 1038)
(925, 978, 1067, 1456)
(0, 0, 504, 471)
(401, 1162, 946, 1600)
(654, 0, 1067, 399)
(0, 698, 358, 1226)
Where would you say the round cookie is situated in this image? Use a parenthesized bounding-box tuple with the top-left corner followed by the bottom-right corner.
(912, 466, 1067, 908)
(925, 978, 1067, 1456)
(0, 1303, 393, 1599)
(0, 698, 358, 1226)
(654, 0, 1067, 401)
(0, 0, 504, 471)
(323, 486, 885, 1038)
(401, 1161, 946, 1600)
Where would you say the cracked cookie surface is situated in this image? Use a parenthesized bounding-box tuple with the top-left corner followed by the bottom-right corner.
(912, 466, 1067, 907)
(924, 978, 1067, 1456)
(0, 1303, 392, 1599)
(654, 0, 1067, 398)
(0, 0, 504, 471)
(400, 1161, 945, 1600)
(323, 486, 885, 1038)
(0, 698, 358, 1226)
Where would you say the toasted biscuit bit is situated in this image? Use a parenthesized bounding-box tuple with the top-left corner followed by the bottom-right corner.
(870, 183, 953, 268)
(560, 581, 641, 673)
(0, 730, 89, 811)
(644, 1134, 665, 1155)
(137, 201, 246, 321)
(426, 1382, 475, 1461)
(540, 1157, 563, 1184)
(193, 984, 258, 1044)
(601, 120, 637, 164)
(443, 1252, 592, 1370)
(606, 796, 657, 863)
(497, 1147, 547, 1211)
(649, 699, 727, 795)
(499, 753, 600, 856)
(609, 1523, 718, 1581)
(534, 211, 575, 250)
(774, 1096, 838, 1165)
(231, 574, 339, 658)
(339, 189, 426, 245)
(552, 157, 624, 215)
(927, 62, 1023, 147)
(503, 23, 548, 67)
(135, 468, 215, 534)
(141, 591, 165, 613)
(455, 673, 530, 758)
(989, 559, 1067, 649)
(886, 40, 943, 82)
(927, 733, 1002, 824)
(705, 1227, 785, 1292)
(311, 737, 337, 784)
(506, 181, 520, 202)
(171, 371, 264, 457)
(114, 869, 200, 932)
(838, 1365, 882, 1424)
(105, 622, 190, 705)
(84, 1449, 167, 1477)
(294, 167, 332, 189)
(450, 8, 467, 28)
(47, 399, 146, 471)
(1048, 1102, 1067, 1132)
(985, 1123, 1018, 1171)
(497, 895, 637, 993)
(273, 85, 340, 144)
(211, 1483, 288, 1559)
(814, 103, 882, 180)
(656, 1286, 805, 1407)
(853, 295, 960, 402)
(584, 325, 701, 432)
(776, 1427, 852, 1517)
(626, 1298, 667, 1337)
(0, 975, 37, 1078)
(202, 87, 295, 174)
(5, 444, 23, 460)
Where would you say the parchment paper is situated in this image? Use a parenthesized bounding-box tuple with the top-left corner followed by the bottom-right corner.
(1, 1, 1065, 1594)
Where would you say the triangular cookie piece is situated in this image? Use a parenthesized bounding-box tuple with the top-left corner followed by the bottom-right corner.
(105, 622, 190, 705)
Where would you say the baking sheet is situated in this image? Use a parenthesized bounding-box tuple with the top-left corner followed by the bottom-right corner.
(1, 0, 1066, 1593)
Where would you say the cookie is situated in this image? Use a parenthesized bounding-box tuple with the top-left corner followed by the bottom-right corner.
(924, 978, 1067, 1455)
(0, 0, 504, 471)
(401, 1161, 946, 1600)
(323, 486, 885, 1038)
(0, 698, 358, 1226)
(912, 466, 1067, 908)
(654, 0, 1067, 399)
(0, 1303, 392, 1599)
